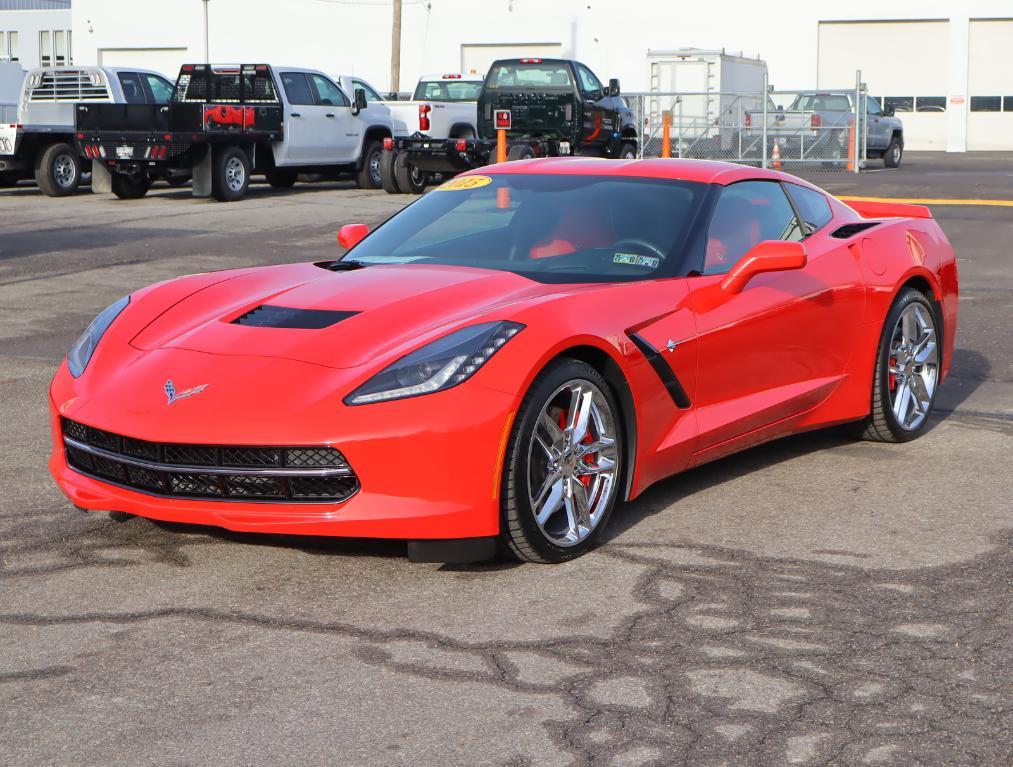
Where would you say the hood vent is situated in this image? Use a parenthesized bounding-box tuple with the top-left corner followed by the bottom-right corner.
(232, 305, 358, 329)
(831, 222, 879, 239)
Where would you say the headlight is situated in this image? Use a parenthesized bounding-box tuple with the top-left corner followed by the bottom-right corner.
(345, 321, 524, 405)
(67, 296, 130, 378)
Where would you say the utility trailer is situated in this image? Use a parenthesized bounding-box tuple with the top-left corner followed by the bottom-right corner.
(645, 48, 767, 155)
(78, 63, 393, 201)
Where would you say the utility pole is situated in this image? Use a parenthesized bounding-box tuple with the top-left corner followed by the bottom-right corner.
(202, 0, 210, 64)
(390, 0, 402, 95)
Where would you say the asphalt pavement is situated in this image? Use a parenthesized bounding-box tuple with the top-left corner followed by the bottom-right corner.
(1, 154, 1010, 766)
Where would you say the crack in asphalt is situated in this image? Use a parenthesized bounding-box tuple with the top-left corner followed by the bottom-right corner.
(1, 516, 1009, 766)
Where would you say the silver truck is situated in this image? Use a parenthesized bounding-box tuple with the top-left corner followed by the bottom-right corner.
(745, 91, 905, 167)
(0, 65, 174, 195)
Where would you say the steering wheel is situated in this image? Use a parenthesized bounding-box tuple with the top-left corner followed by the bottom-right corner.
(610, 238, 666, 261)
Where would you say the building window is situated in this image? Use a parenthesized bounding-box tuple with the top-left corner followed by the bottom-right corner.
(970, 96, 1002, 112)
(7, 30, 17, 62)
(54, 30, 66, 66)
(915, 96, 946, 112)
(39, 30, 51, 67)
(1004, 97, 1013, 112)
(883, 96, 913, 113)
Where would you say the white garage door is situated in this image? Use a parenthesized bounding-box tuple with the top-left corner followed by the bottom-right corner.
(966, 19, 1013, 151)
(98, 48, 189, 81)
(817, 21, 950, 150)
(460, 43, 563, 78)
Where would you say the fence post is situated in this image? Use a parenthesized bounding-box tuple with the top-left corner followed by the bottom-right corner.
(676, 96, 683, 158)
(662, 112, 671, 158)
(853, 69, 862, 174)
(761, 71, 769, 169)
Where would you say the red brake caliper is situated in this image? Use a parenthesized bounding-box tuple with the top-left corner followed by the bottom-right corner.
(889, 357, 898, 391)
(561, 408, 595, 488)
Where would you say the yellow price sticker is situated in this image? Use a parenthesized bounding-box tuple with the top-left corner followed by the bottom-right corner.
(435, 175, 494, 192)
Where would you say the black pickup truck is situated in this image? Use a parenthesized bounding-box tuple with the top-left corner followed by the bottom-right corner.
(388, 58, 638, 193)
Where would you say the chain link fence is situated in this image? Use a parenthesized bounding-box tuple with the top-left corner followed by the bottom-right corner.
(626, 84, 868, 172)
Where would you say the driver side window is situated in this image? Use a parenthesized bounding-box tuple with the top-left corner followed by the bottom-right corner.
(309, 74, 350, 107)
(867, 96, 883, 116)
(703, 181, 803, 275)
(576, 65, 603, 99)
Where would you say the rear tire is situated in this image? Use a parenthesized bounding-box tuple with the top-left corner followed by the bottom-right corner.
(858, 288, 940, 442)
(166, 175, 191, 188)
(507, 144, 535, 161)
(394, 151, 427, 194)
(35, 142, 80, 197)
(883, 136, 903, 168)
(211, 146, 250, 202)
(614, 142, 637, 159)
(380, 149, 401, 193)
(265, 168, 297, 188)
(501, 359, 624, 564)
(111, 172, 150, 199)
(355, 140, 383, 189)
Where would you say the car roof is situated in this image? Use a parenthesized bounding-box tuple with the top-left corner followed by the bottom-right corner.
(472, 157, 820, 187)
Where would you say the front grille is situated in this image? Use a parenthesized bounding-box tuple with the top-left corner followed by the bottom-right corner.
(61, 418, 358, 503)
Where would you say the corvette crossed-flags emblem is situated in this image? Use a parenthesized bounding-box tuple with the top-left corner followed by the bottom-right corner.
(164, 379, 210, 406)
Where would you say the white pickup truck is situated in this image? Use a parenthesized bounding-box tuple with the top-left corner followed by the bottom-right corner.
(77, 64, 395, 201)
(0, 65, 174, 195)
(377, 73, 482, 194)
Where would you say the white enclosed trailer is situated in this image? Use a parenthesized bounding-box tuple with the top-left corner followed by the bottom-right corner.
(645, 48, 767, 152)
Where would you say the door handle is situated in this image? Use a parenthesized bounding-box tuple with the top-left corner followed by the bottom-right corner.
(326, 113, 335, 118)
(291, 112, 301, 118)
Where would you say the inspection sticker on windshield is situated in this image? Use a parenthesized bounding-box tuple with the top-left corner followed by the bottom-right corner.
(613, 252, 659, 268)
(435, 175, 493, 192)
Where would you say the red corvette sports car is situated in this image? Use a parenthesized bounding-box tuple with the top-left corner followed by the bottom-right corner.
(50, 159, 957, 563)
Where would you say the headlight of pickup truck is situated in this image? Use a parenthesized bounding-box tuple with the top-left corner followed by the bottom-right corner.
(345, 321, 523, 405)
(67, 296, 130, 378)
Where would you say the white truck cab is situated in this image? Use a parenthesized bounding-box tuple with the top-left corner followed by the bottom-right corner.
(0, 65, 173, 195)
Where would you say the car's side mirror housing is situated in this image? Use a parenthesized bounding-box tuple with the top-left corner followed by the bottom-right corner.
(720, 240, 807, 294)
(352, 87, 367, 114)
(337, 223, 369, 249)
(608, 78, 621, 97)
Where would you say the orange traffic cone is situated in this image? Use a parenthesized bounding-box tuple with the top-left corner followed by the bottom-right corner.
(771, 141, 782, 170)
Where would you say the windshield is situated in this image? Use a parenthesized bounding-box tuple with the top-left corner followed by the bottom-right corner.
(342, 174, 708, 283)
(485, 62, 574, 90)
(412, 80, 482, 101)
(789, 94, 851, 112)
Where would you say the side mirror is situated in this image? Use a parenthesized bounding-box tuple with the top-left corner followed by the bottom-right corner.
(352, 87, 367, 114)
(337, 223, 369, 249)
(608, 78, 621, 97)
(720, 240, 807, 294)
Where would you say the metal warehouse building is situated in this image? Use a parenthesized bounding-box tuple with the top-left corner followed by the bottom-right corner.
(1, 0, 1011, 152)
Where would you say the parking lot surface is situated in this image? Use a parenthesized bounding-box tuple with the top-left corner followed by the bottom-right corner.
(1, 153, 1010, 766)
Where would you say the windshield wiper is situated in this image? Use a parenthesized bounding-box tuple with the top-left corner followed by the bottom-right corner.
(327, 259, 370, 272)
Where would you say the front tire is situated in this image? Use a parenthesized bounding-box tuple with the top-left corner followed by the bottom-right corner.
(355, 140, 383, 189)
(35, 142, 80, 197)
(883, 136, 903, 168)
(111, 172, 150, 199)
(614, 142, 637, 159)
(501, 359, 623, 563)
(211, 146, 250, 202)
(859, 288, 940, 442)
(394, 151, 427, 194)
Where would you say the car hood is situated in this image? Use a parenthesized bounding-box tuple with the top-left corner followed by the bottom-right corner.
(130, 262, 563, 369)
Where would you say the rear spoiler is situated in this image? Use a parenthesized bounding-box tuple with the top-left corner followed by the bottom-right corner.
(841, 198, 933, 220)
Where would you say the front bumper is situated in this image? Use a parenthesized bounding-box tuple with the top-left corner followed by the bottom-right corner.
(49, 353, 519, 540)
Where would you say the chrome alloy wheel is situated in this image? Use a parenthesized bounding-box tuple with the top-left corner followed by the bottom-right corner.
(527, 380, 620, 547)
(54, 152, 77, 188)
(368, 150, 382, 186)
(224, 156, 246, 192)
(888, 302, 938, 431)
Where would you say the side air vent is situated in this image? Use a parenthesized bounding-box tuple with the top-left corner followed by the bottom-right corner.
(232, 305, 357, 329)
(831, 222, 879, 239)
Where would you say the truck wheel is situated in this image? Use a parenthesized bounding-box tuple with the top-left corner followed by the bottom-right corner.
(507, 144, 535, 161)
(394, 151, 427, 194)
(111, 173, 151, 199)
(212, 146, 250, 202)
(35, 142, 80, 197)
(166, 175, 191, 188)
(265, 168, 297, 188)
(883, 136, 903, 168)
(614, 143, 637, 160)
(355, 140, 383, 189)
(380, 149, 401, 194)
